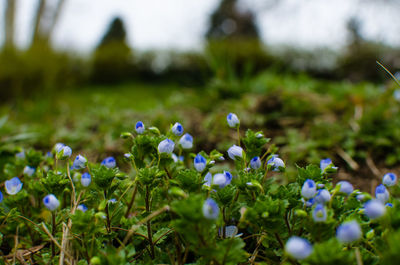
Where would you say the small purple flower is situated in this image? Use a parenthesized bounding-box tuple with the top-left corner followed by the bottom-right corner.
(383, 173, 397, 187)
(5, 177, 23, 195)
(267, 155, 285, 171)
(227, 113, 240, 128)
(320, 158, 332, 171)
(312, 204, 327, 222)
(250, 156, 261, 169)
(375, 184, 389, 203)
(337, 181, 353, 195)
(364, 199, 386, 219)
(336, 220, 361, 243)
(77, 204, 88, 212)
(203, 172, 212, 187)
(203, 198, 219, 220)
(158, 139, 175, 154)
(194, 154, 207, 172)
(179, 133, 193, 149)
(171, 122, 183, 136)
(23, 166, 35, 176)
(72, 155, 87, 170)
(314, 189, 331, 204)
(285, 237, 312, 260)
(301, 179, 317, 199)
(135, 121, 145, 134)
(227, 145, 243, 160)
(43, 194, 60, 211)
(101, 157, 116, 168)
(81, 172, 91, 187)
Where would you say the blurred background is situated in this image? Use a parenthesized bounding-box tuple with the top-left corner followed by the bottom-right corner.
(2, 0, 400, 191)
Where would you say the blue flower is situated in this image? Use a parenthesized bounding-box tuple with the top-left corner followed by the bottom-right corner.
(312, 204, 327, 222)
(203, 172, 212, 187)
(337, 181, 353, 195)
(383, 173, 397, 186)
(336, 220, 361, 243)
(212, 172, 231, 188)
(267, 155, 285, 171)
(301, 179, 317, 199)
(227, 145, 243, 160)
(320, 158, 334, 172)
(15, 150, 25, 159)
(5, 177, 23, 195)
(23, 166, 35, 176)
(202, 198, 219, 220)
(77, 204, 88, 212)
(81, 172, 91, 187)
(171, 122, 183, 136)
(250, 156, 261, 169)
(375, 184, 389, 203)
(227, 113, 240, 128)
(43, 194, 60, 211)
(179, 133, 193, 149)
(124, 153, 133, 159)
(194, 154, 207, 172)
(54, 143, 65, 153)
(314, 189, 331, 204)
(356, 193, 366, 202)
(302, 197, 315, 207)
(135, 121, 145, 134)
(364, 199, 386, 219)
(101, 157, 116, 168)
(386, 203, 393, 208)
(72, 155, 87, 170)
(158, 139, 175, 154)
(285, 237, 312, 260)
(108, 198, 117, 204)
(0, 191, 3, 203)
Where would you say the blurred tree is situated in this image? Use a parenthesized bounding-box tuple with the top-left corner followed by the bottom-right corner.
(30, 0, 67, 47)
(206, 0, 259, 40)
(91, 17, 133, 84)
(4, 0, 16, 48)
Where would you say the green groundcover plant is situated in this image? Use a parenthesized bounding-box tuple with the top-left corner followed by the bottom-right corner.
(0, 113, 399, 265)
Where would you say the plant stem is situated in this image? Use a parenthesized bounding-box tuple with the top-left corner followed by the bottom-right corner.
(125, 184, 138, 218)
(51, 211, 56, 258)
(145, 186, 155, 259)
(237, 126, 241, 147)
(104, 190, 111, 234)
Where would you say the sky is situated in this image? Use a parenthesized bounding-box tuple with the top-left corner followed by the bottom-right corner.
(1, 0, 400, 53)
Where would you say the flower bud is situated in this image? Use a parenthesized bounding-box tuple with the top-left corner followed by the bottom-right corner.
(314, 189, 331, 204)
(203, 172, 212, 187)
(301, 179, 317, 199)
(194, 154, 206, 172)
(336, 220, 361, 243)
(81, 172, 91, 187)
(171, 122, 183, 136)
(72, 155, 87, 170)
(203, 198, 219, 220)
(267, 155, 285, 171)
(285, 237, 312, 260)
(227, 113, 240, 128)
(375, 184, 389, 203)
(135, 121, 145, 134)
(77, 204, 88, 212)
(364, 199, 386, 219)
(179, 133, 193, 149)
(337, 181, 353, 195)
(23, 166, 35, 176)
(101, 157, 116, 168)
(250, 156, 261, 169)
(158, 139, 175, 154)
(383, 173, 397, 187)
(227, 145, 243, 160)
(43, 194, 60, 211)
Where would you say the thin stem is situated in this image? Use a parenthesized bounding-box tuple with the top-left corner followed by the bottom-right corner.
(51, 212, 56, 258)
(104, 190, 111, 234)
(237, 126, 241, 147)
(145, 186, 155, 259)
(355, 247, 363, 265)
(125, 184, 138, 218)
